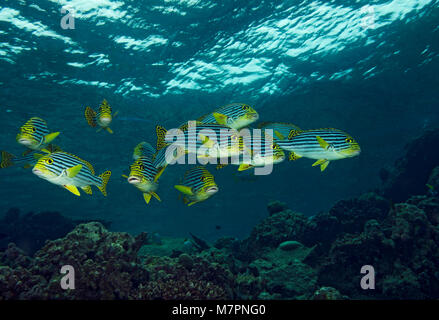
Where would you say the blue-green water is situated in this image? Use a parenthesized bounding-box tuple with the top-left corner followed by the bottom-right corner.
(0, 0, 438, 243)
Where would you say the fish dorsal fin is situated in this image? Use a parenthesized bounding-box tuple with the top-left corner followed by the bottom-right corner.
(66, 164, 83, 178)
(154, 166, 166, 182)
(175, 185, 194, 195)
(274, 130, 285, 140)
(287, 129, 301, 140)
(84, 107, 97, 127)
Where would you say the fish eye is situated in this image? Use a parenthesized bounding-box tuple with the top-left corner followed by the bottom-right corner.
(139, 164, 145, 170)
(32, 127, 36, 132)
(45, 158, 53, 165)
(242, 105, 249, 110)
(345, 138, 353, 143)
(200, 176, 206, 182)
(271, 144, 278, 149)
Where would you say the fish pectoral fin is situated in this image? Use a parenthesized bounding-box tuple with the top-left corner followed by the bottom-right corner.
(105, 127, 113, 134)
(63, 185, 81, 196)
(238, 164, 253, 171)
(274, 130, 285, 140)
(113, 110, 119, 118)
(312, 159, 330, 171)
(199, 134, 215, 149)
(41, 148, 51, 154)
(66, 164, 83, 178)
(151, 192, 161, 202)
(174, 185, 194, 195)
(96, 127, 103, 133)
(44, 132, 60, 144)
(187, 201, 198, 207)
(143, 193, 152, 204)
(33, 153, 44, 160)
(22, 149, 32, 156)
(81, 185, 93, 195)
(23, 164, 31, 169)
(316, 136, 330, 150)
(213, 112, 228, 125)
(154, 166, 166, 182)
(121, 174, 129, 178)
(289, 152, 301, 161)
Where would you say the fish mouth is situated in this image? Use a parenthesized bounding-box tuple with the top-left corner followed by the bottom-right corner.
(17, 138, 33, 146)
(128, 176, 141, 184)
(205, 186, 219, 194)
(247, 113, 259, 120)
(32, 168, 43, 176)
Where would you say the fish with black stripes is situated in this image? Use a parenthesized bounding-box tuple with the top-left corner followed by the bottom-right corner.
(124, 142, 164, 205)
(16, 117, 60, 152)
(174, 166, 219, 206)
(32, 152, 111, 196)
(274, 128, 361, 171)
(197, 103, 259, 130)
(84, 99, 118, 134)
(155, 122, 245, 160)
(1, 144, 61, 169)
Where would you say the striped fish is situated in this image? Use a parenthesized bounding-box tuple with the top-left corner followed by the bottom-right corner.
(0, 151, 41, 169)
(84, 99, 118, 134)
(156, 122, 245, 160)
(197, 103, 259, 130)
(125, 142, 164, 205)
(216, 130, 285, 171)
(174, 166, 219, 206)
(16, 117, 60, 151)
(274, 128, 361, 171)
(32, 152, 111, 196)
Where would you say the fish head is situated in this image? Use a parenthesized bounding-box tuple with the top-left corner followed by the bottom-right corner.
(228, 104, 259, 129)
(127, 158, 153, 187)
(16, 117, 47, 149)
(98, 99, 112, 125)
(32, 154, 59, 179)
(199, 173, 219, 196)
(336, 135, 361, 158)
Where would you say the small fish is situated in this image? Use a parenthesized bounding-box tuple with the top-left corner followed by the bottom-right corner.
(84, 99, 118, 134)
(1, 144, 62, 169)
(32, 152, 111, 196)
(198, 103, 259, 130)
(156, 123, 245, 160)
(174, 166, 219, 206)
(216, 132, 285, 171)
(274, 128, 361, 171)
(16, 117, 60, 152)
(125, 142, 163, 205)
(133, 141, 156, 160)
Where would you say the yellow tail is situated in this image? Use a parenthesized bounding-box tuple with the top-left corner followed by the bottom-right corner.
(85, 107, 97, 128)
(0, 151, 15, 168)
(156, 125, 168, 150)
(98, 170, 111, 196)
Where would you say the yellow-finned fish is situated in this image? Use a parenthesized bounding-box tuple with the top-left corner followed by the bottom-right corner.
(16, 117, 60, 152)
(124, 142, 164, 205)
(155, 123, 245, 160)
(84, 99, 118, 134)
(274, 128, 361, 171)
(174, 166, 219, 206)
(32, 152, 111, 196)
(197, 103, 259, 130)
(1, 144, 61, 169)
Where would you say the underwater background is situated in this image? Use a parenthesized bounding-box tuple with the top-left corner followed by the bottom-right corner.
(0, 0, 439, 299)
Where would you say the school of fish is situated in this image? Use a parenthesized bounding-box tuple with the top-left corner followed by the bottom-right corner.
(1, 100, 361, 206)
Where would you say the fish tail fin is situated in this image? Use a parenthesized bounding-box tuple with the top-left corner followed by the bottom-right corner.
(156, 125, 168, 150)
(85, 107, 97, 127)
(0, 151, 15, 168)
(98, 170, 111, 196)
